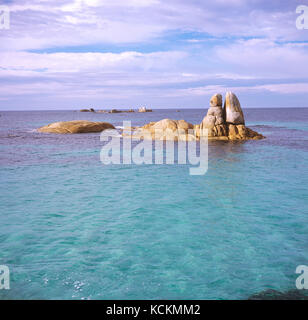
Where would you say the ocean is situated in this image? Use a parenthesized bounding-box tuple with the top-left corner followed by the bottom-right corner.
(0, 108, 307, 300)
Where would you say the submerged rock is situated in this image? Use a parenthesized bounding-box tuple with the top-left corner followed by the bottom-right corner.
(38, 120, 115, 134)
(248, 289, 308, 300)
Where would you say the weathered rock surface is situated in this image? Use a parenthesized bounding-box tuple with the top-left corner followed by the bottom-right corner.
(38, 120, 115, 134)
(224, 91, 245, 125)
(129, 119, 195, 141)
(227, 124, 263, 140)
(210, 93, 223, 108)
(151, 119, 194, 132)
(199, 93, 226, 138)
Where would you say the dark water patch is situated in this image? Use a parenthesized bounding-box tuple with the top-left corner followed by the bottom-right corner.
(248, 289, 308, 300)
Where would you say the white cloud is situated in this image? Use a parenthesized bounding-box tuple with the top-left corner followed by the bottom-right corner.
(1, 0, 308, 109)
(215, 39, 308, 78)
(168, 82, 308, 97)
(256, 83, 308, 94)
(2, 0, 307, 52)
(0, 51, 187, 73)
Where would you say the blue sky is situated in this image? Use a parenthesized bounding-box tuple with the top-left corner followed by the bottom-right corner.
(0, 0, 308, 110)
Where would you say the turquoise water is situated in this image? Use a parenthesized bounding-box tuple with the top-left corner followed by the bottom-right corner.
(0, 108, 307, 299)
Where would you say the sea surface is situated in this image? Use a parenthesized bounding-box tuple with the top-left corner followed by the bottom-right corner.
(0, 108, 307, 300)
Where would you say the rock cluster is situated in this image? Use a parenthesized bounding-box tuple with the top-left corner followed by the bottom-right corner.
(138, 107, 152, 113)
(39, 92, 264, 140)
(97, 109, 135, 113)
(129, 92, 264, 141)
(109, 109, 122, 113)
(198, 91, 263, 140)
(38, 120, 115, 134)
(80, 108, 95, 112)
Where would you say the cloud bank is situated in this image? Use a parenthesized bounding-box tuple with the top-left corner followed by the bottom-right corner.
(0, 0, 308, 109)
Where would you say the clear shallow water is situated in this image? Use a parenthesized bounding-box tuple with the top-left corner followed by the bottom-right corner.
(0, 108, 307, 300)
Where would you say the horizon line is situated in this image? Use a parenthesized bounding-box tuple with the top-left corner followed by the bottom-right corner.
(1, 106, 308, 112)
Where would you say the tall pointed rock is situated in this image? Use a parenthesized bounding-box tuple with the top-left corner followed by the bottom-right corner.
(223, 92, 245, 125)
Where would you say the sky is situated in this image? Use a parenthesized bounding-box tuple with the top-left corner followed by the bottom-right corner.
(0, 0, 308, 110)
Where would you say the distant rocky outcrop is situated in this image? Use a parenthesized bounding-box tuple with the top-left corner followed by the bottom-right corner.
(94, 108, 136, 113)
(80, 108, 95, 112)
(138, 107, 152, 113)
(96, 110, 109, 113)
(126, 92, 264, 141)
(38, 120, 115, 134)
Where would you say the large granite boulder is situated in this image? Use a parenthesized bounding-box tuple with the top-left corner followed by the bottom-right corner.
(210, 93, 223, 108)
(131, 119, 195, 141)
(223, 91, 245, 125)
(38, 120, 115, 134)
(151, 119, 194, 132)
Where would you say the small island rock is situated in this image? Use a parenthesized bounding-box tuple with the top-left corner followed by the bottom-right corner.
(38, 120, 115, 134)
(80, 108, 95, 112)
(138, 107, 152, 112)
(126, 92, 264, 141)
